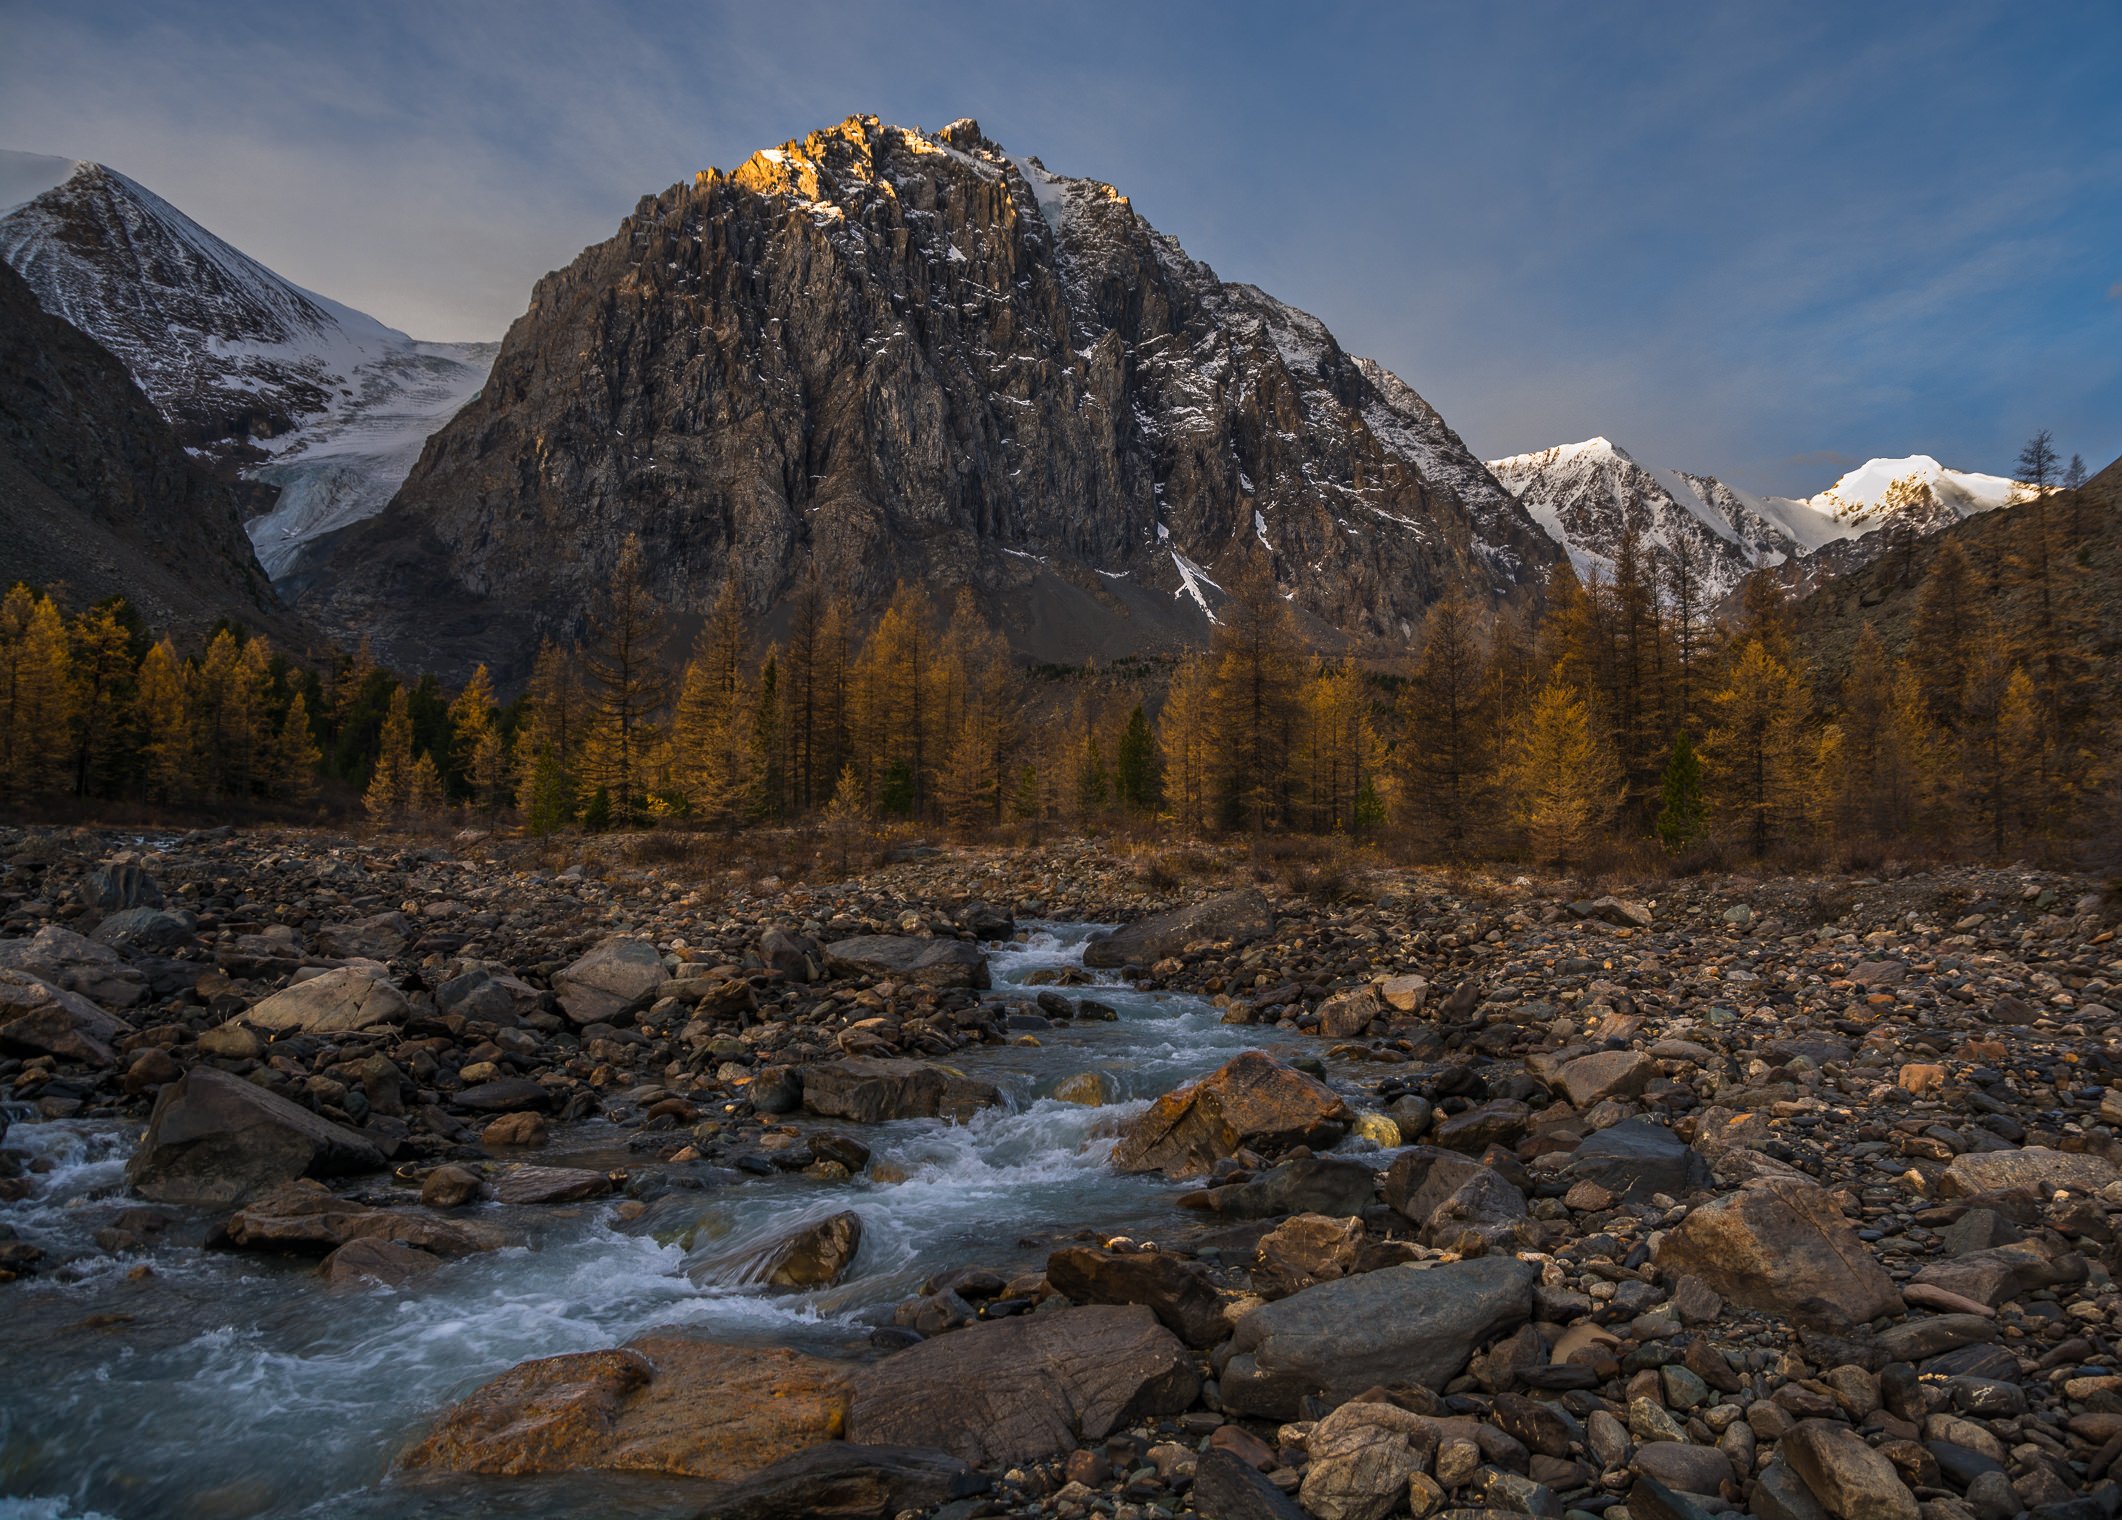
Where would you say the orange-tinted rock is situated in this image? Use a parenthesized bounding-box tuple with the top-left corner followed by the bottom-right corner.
(401, 1334, 849, 1479)
(1111, 1051, 1348, 1179)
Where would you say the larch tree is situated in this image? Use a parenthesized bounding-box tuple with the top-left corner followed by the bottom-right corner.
(1829, 624, 1934, 844)
(1700, 638, 1812, 857)
(67, 600, 138, 798)
(1157, 653, 1216, 835)
(0, 585, 75, 801)
(668, 636, 757, 829)
(578, 535, 671, 823)
(1395, 591, 1495, 858)
(1296, 660, 1380, 835)
(446, 664, 498, 798)
(1908, 537, 1982, 728)
(1206, 564, 1304, 833)
(365, 686, 416, 823)
(1501, 680, 1624, 871)
(1653, 731, 1706, 854)
(516, 639, 584, 830)
(135, 637, 194, 803)
(273, 691, 322, 802)
(1113, 703, 1159, 817)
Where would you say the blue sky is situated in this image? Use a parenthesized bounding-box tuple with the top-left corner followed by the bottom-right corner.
(2, 0, 2116, 494)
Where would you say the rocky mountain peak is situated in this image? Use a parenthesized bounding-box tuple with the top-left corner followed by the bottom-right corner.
(302, 115, 1558, 680)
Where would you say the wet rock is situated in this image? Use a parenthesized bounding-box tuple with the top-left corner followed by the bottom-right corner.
(821, 934, 989, 990)
(692, 1211, 864, 1290)
(1299, 1400, 1441, 1520)
(237, 966, 410, 1035)
(1564, 1118, 1707, 1204)
(1654, 1177, 1902, 1329)
(1051, 1070, 1112, 1106)
(845, 1303, 1197, 1466)
(454, 1078, 555, 1113)
(1082, 888, 1273, 968)
(553, 936, 667, 1026)
(224, 1179, 514, 1255)
(1181, 1157, 1378, 1220)
(480, 1112, 549, 1148)
(1316, 986, 1386, 1040)
(1045, 1245, 1229, 1346)
(689, 1442, 981, 1520)
(402, 1334, 850, 1479)
(1111, 1050, 1349, 1179)
(1781, 1420, 1919, 1520)
(322, 1237, 446, 1288)
(420, 1164, 484, 1207)
(492, 1166, 612, 1205)
(1220, 1256, 1538, 1418)
(0, 968, 131, 1065)
(798, 1057, 1001, 1124)
(0, 925, 149, 1008)
(127, 1067, 384, 1206)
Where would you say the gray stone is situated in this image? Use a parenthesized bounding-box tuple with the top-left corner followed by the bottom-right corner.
(238, 966, 410, 1034)
(1565, 1119, 1707, 1204)
(0, 925, 149, 1008)
(799, 1057, 1001, 1124)
(1220, 1257, 1538, 1418)
(553, 936, 667, 1025)
(127, 1067, 384, 1206)
(1083, 889, 1274, 969)
(821, 934, 989, 990)
(0, 968, 132, 1065)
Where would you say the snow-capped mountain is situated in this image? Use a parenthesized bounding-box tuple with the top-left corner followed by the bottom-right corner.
(0, 149, 495, 576)
(1487, 437, 2026, 597)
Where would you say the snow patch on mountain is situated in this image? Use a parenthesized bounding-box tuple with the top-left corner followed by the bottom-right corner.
(0, 150, 495, 577)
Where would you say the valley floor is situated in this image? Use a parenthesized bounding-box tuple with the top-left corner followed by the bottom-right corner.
(1, 826, 2118, 1519)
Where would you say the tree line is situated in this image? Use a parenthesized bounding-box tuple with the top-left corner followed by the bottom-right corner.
(1, 436, 2108, 867)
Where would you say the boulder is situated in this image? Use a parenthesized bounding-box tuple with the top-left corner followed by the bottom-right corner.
(1111, 1051, 1349, 1178)
(492, 1166, 612, 1205)
(77, 860, 163, 914)
(845, 1304, 1197, 1466)
(1181, 1156, 1378, 1220)
(1253, 1213, 1364, 1298)
(1556, 1050, 1654, 1108)
(238, 966, 410, 1035)
(1046, 1245, 1229, 1346)
(1382, 1148, 1528, 1250)
(1082, 888, 1274, 969)
(126, 1067, 385, 1206)
(322, 1237, 445, 1289)
(87, 906, 194, 956)
(821, 935, 989, 990)
(456, 1077, 556, 1114)
(1315, 986, 1385, 1040)
(691, 1443, 981, 1520)
(0, 968, 132, 1065)
(1654, 1177, 1902, 1329)
(798, 1057, 1001, 1125)
(1220, 1257, 1538, 1418)
(315, 911, 411, 961)
(1565, 1118, 1709, 1204)
(0, 925, 149, 1008)
(1380, 974, 1431, 1014)
(757, 927, 823, 981)
(223, 1179, 515, 1255)
(691, 1211, 864, 1291)
(1298, 1400, 1441, 1520)
(553, 936, 667, 1025)
(1938, 1147, 2119, 1200)
(1781, 1420, 1920, 1520)
(402, 1334, 850, 1480)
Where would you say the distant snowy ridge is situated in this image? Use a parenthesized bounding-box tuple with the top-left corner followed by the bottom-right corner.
(0, 149, 495, 576)
(1487, 436, 2029, 596)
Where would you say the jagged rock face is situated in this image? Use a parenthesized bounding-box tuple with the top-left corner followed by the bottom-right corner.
(0, 260, 290, 638)
(0, 152, 494, 576)
(303, 116, 1558, 679)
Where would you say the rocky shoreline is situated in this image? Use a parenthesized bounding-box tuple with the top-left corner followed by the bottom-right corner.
(3, 824, 2120, 1520)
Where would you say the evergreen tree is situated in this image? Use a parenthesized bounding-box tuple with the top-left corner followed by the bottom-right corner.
(1653, 731, 1706, 853)
(1113, 703, 1159, 816)
(515, 639, 582, 821)
(1908, 537, 1982, 728)
(1502, 680, 1624, 870)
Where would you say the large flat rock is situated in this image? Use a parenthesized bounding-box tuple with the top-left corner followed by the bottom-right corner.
(846, 1303, 1197, 1466)
(1654, 1176, 1902, 1329)
(238, 966, 410, 1035)
(1219, 1256, 1537, 1419)
(821, 935, 990, 990)
(798, 1057, 1001, 1124)
(1083, 888, 1273, 969)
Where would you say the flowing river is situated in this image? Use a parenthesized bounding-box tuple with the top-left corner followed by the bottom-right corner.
(0, 925, 1350, 1520)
